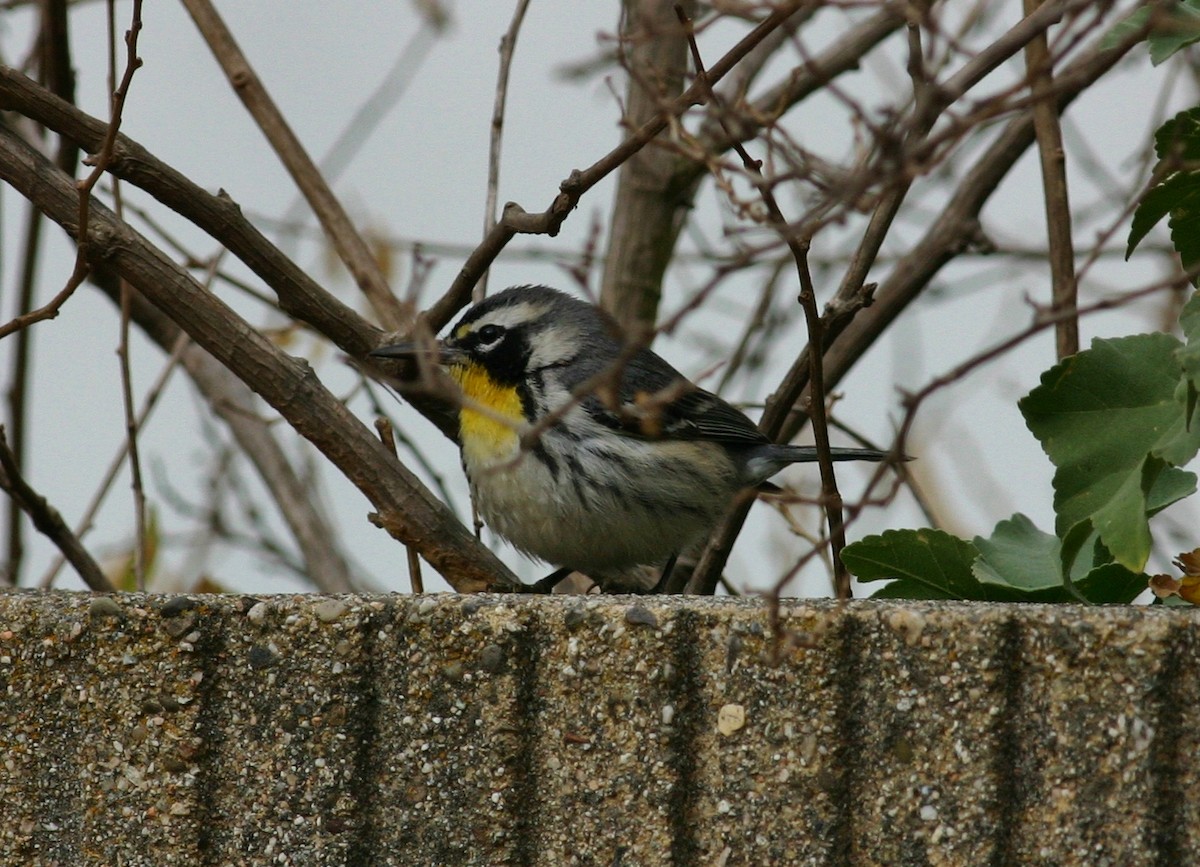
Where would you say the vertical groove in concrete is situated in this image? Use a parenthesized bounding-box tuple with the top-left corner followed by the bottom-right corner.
(987, 615, 1025, 867)
(4, 594, 1200, 865)
(345, 604, 385, 866)
(10, 601, 86, 866)
(665, 607, 702, 866)
(510, 610, 545, 866)
(190, 603, 226, 866)
(828, 610, 863, 866)
(1148, 622, 1186, 866)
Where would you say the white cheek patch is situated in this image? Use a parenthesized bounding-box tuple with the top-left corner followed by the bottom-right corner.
(526, 322, 580, 369)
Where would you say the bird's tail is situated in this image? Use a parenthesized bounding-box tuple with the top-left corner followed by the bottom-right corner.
(780, 445, 889, 464)
(743, 443, 891, 486)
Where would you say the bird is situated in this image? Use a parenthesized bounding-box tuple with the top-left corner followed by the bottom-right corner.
(372, 285, 887, 593)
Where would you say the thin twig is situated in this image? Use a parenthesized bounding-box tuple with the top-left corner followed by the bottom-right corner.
(0, 0, 143, 342)
(374, 418, 398, 459)
(0, 123, 519, 592)
(479, 0, 531, 303)
(0, 425, 114, 592)
(277, 23, 440, 251)
(673, 3, 848, 596)
(686, 10, 1140, 595)
(1024, 0, 1078, 359)
(81, 246, 362, 593)
(425, 1, 805, 332)
(4, 0, 78, 583)
(599, 0, 697, 331)
(108, 0, 149, 589)
(39, 326, 191, 588)
(715, 259, 787, 394)
(674, 7, 905, 194)
(0, 64, 386, 357)
(3, 204, 43, 585)
(118, 279, 151, 586)
(375, 416, 424, 593)
(406, 545, 425, 595)
(804, 16, 1144, 439)
(830, 0, 1086, 316)
(179, 0, 410, 331)
(899, 281, 1190, 434)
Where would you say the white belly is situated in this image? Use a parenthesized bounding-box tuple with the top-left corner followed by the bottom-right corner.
(463, 430, 735, 576)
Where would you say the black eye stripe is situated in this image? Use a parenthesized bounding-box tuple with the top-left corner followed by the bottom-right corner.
(459, 322, 527, 386)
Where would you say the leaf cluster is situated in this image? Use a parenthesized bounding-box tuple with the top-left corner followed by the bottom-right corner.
(845, 322, 1200, 603)
(845, 10, 1200, 604)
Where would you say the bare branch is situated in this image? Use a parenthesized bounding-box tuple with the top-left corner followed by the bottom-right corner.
(107, 2, 149, 589)
(4, 205, 44, 586)
(830, 0, 1091, 319)
(426, 0, 807, 333)
(375, 416, 424, 594)
(0, 425, 114, 592)
(671, 4, 847, 596)
(0, 65, 383, 354)
(807, 21, 1142, 429)
(686, 17, 1142, 594)
(77, 269, 363, 593)
(39, 318, 189, 588)
(479, 0, 532, 303)
(0, 124, 519, 592)
(179, 0, 410, 331)
(1024, 0, 1079, 358)
(0, 0, 142, 342)
(676, 6, 905, 192)
(0, 65, 466, 446)
(599, 0, 696, 331)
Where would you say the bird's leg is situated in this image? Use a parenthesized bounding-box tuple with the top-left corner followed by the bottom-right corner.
(526, 566, 574, 594)
(650, 553, 679, 594)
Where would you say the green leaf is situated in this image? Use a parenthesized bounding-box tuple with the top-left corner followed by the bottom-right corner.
(1168, 193, 1200, 283)
(1150, 3, 1200, 64)
(1147, 465, 1197, 515)
(1177, 292, 1200, 417)
(1154, 106, 1200, 163)
(1019, 334, 1200, 571)
(973, 513, 1063, 592)
(972, 514, 1147, 603)
(1070, 563, 1150, 604)
(1059, 519, 1099, 583)
(868, 578, 957, 600)
(1104, 2, 1200, 64)
(1127, 177, 1196, 257)
(1129, 109, 1200, 280)
(844, 528, 1002, 601)
(851, 521, 1151, 603)
(1091, 457, 1161, 569)
(1102, 8, 1152, 52)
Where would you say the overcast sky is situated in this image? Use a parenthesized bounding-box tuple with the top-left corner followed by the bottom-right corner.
(1, 2, 1188, 596)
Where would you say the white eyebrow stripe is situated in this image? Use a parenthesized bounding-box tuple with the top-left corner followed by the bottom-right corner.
(462, 302, 546, 334)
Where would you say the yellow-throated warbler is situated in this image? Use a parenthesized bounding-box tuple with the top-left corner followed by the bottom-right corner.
(373, 285, 886, 593)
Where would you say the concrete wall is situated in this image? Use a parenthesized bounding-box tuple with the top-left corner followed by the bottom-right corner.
(1, 591, 1196, 866)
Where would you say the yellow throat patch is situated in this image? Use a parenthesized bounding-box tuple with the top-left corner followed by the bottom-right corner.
(450, 362, 525, 463)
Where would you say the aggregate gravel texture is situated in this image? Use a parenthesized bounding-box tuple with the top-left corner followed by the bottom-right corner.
(0, 591, 1197, 866)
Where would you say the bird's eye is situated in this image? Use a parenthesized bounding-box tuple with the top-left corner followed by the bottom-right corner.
(476, 324, 505, 346)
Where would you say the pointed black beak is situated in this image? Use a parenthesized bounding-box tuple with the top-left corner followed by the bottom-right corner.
(370, 339, 464, 366)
